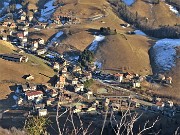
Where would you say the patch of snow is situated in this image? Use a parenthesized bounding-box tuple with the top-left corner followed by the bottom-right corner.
(121, 26, 126, 28)
(122, 0, 135, 6)
(16, 4, 22, 9)
(134, 30, 146, 36)
(39, 0, 56, 22)
(0, 15, 6, 21)
(34, 28, 41, 31)
(46, 54, 55, 59)
(54, 31, 64, 40)
(0, 1, 11, 21)
(152, 39, 180, 71)
(4, 2, 9, 7)
(16, 88, 20, 93)
(88, 35, 105, 52)
(94, 61, 102, 69)
(69, 56, 79, 61)
(13, 95, 18, 100)
(12, 105, 18, 108)
(47, 31, 64, 48)
(166, 3, 180, 16)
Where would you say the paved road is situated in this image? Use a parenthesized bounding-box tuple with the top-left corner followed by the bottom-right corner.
(93, 75, 155, 107)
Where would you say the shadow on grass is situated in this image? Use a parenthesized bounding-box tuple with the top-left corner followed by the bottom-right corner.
(86, 28, 100, 35)
(47, 75, 58, 86)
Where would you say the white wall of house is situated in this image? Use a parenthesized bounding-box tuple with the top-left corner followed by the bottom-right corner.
(39, 39, 44, 44)
(75, 87, 81, 92)
(29, 16, 33, 22)
(2, 37, 7, 41)
(118, 76, 123, 82)
(21, 16, 26, 21)
(21, 37, 28, 42)
(33, 42, 39, 48)
(27, 94, 43, 100)
(38, 109, 47, 116)
(24, 31, 28, 36)
(72, 80, 78, 85)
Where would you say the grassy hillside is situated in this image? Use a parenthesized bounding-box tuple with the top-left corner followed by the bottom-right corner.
(95, 34, 152, 75)
(0, 40, 17, 53)
(130, 0, 180, 27)
(0, 41, 54, 108)
(51, 0, 153, 75)
(0, 41, 54, 84)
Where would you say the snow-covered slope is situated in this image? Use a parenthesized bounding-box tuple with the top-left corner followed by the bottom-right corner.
(39, 0, 56, 22)
(16, 4, 22, 9)
(134, 30, 146, 36)
(0, 0, 11, 21)
(166, 3, 180, 17)
(88, 35, 105, 52)
(47, 31, 64, 48)
(122, 0, 135, 6)
(152, 39, 180, 72)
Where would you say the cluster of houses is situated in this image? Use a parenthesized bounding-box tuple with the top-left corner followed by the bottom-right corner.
(112, 71, 172, 89)
(151, 74, 173, 85)
(114, 72, 143, 88)
(0, 1, 83, 61)
(52, 57, 94, 93)
(10, 55, 97, 116)
(1, 1, 177, 122)
(143, 97, 176, 117)
(52, 12, 81, 25)
(0, 19, 47, 51)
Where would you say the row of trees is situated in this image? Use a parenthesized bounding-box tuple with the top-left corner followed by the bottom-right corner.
(109, 0, 180, 38)
(100, 27, 117, 35)
(22, 105, 180, 135)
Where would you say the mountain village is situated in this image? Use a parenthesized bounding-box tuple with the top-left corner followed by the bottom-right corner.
(0, 0, 180, 134)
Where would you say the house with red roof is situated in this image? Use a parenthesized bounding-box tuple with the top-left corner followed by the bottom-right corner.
(25, 91, 43, 100)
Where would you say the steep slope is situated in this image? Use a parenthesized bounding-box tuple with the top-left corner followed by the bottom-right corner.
(95, 34, 152, 75)
(130, 0, 180, 26)
(0, 41, 54, 108)
(0, 41, 54, 84)
(0, 40, 17, 53)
